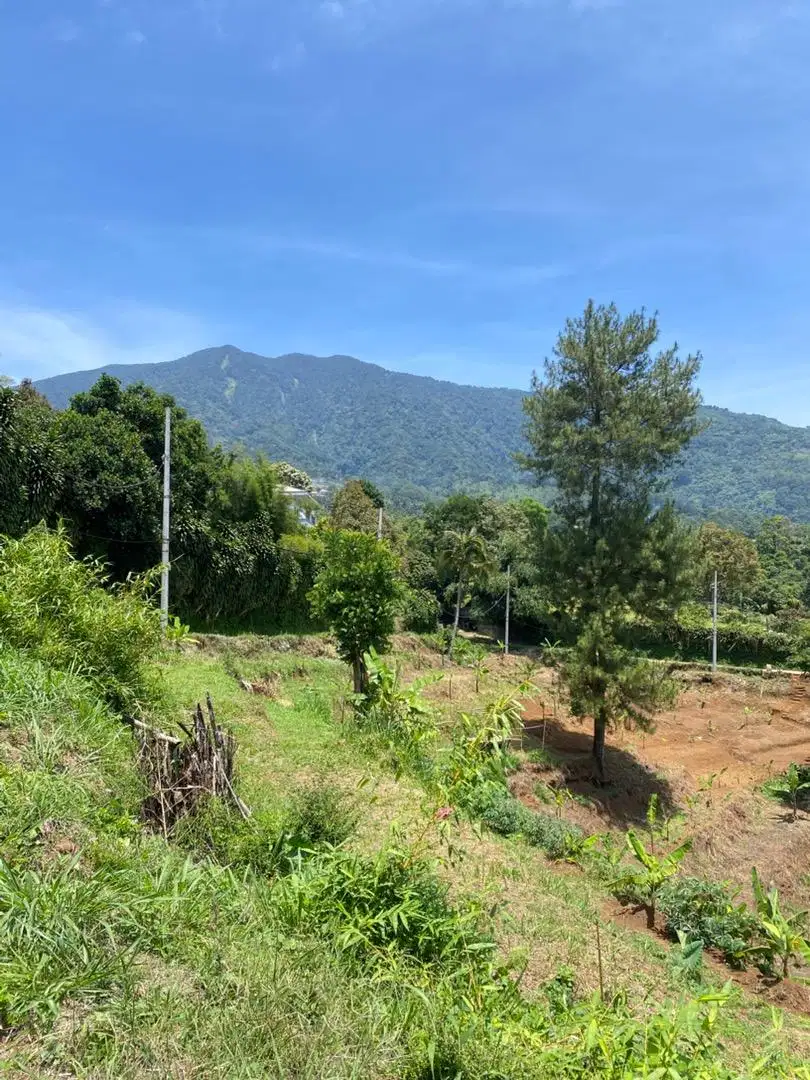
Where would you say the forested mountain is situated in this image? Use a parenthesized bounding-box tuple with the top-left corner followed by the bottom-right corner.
(34, 345, 810, 520)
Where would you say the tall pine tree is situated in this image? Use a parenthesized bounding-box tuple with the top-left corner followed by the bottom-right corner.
(520, 301, 701, 780)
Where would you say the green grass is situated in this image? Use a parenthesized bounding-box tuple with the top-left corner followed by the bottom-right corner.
(2, 634, 810, 1077)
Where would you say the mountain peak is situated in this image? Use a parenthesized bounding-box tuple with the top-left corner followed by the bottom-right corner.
(32, 348, 810, 522)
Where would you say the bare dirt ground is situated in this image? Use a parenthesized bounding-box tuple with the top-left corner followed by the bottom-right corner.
(513, 668, 810, 910)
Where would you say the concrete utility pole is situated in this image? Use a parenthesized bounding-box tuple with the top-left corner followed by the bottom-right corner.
(160, 406, 171, 632)
(505, 564, 511, 656)
(711, 569, 718, 672)
(377, 506, 383, 541)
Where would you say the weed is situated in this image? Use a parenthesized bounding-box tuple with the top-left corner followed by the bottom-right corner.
(285, 781, 360, 850)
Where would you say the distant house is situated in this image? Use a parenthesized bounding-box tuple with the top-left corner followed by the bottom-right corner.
(282, 486, 319, 528)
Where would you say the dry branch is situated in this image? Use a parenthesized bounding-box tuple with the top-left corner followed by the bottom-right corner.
(137, 694, 251, 833)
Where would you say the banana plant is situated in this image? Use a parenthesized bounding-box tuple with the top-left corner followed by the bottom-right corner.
(751, 868, 810, 980)
(617, 830, 693, 929)
(768, 763, 810, 822)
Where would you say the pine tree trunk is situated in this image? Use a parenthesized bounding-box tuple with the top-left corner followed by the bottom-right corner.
(592, 706, 607, 783)
(448, 579, 463, 654)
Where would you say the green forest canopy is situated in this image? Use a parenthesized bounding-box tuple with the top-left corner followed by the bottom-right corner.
(33, 345, 810, 522)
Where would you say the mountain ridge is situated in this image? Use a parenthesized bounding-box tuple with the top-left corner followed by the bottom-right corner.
(34, 345, 810, 522)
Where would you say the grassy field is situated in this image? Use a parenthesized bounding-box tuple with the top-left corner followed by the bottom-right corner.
(2, 629, 810, 1077)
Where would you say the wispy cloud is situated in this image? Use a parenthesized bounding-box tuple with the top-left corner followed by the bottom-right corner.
(0, 303, 213, 381)
(226, 230, 570, 287)
(48, 18, 82, 44)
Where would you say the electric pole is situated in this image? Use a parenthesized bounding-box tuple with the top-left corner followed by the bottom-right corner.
(711, 569, 718, 673)
(504, 564, 511, 656)
(160, 406, 171, 631)
(377, 505, 383, 541)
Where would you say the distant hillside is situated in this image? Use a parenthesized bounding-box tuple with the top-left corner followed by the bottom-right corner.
(35, 346, 810, 521)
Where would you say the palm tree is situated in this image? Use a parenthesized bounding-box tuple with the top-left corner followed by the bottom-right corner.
(438, 527, 494, 654)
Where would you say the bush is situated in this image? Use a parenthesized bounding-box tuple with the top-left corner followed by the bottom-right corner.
(284, 782, 360, 850)
(467, 785, 584, 861)
(398, 587, 440, 633)
(0, 526, 163, 715)
(658, 877, 757, 968)
(171, 799, 289, 877)
(274, 846, 494, 975)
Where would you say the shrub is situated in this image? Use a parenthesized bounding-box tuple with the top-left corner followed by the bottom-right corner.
(273, 846, 495, 977)
(399, 587, 440, 633)
(0, 526, 163, 715)
(658, 877, 757, 968)
(284, 782, 360, 850)
(171, 799, 289, 877)
(467, 785, 584, 861)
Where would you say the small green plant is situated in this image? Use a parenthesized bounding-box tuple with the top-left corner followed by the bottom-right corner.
(614, 830, 692, 929)
(437, 686, 527, 806)
(164, 614, 197, 648)
(285, 782, 360, 850)
(763, 762, 810, 822)
(466, 644, 491, 693)
(357, 648, 439, 771)
(751, 867, 810, 980)
(671, 930, 704, 984)
(551, 786, 574, 820)
(658, 876, 757, 969)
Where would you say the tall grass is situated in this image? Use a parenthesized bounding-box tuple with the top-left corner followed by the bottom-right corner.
(0, 525, 163, 714)
(0, 534, 808, 1076)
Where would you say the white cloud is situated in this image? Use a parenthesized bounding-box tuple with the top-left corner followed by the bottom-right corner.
(0, 304, 213, 382)
(269, 40, 307, 72)
(49, 18, 82, 44)
(219, 229, 570, 286)
(125, 29, 148, 45)
(319, 1, 346, 18)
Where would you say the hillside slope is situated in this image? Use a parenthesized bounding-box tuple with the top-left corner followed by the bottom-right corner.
(35, 345, 810, 520)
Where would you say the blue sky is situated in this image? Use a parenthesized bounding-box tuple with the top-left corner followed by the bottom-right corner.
(1, 1, 809, 424)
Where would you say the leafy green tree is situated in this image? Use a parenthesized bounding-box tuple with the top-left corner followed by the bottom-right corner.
(220, 454, 293, 533)
(753, 516, 810, 613)
(437, 527, 494, 653)
(309, 530, 401, 693)
(56, 409, 162, 572)
(0, 380, 62, 536)
(330, 479, 379, 534)
(697, 522, 761, 604)
(424, 494, 500, 547)
(520, 301, 702, 779)
(70, 376, 224, 536)
(358, 478, 385, 509)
